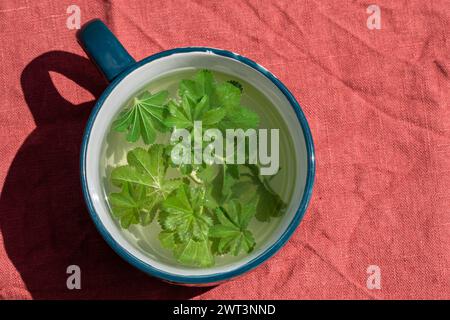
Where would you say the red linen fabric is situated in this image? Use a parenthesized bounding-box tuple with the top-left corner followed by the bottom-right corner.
(0, 0, 449, 299)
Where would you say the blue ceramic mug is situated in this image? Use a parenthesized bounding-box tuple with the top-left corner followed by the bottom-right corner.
(78, 19, 315, 285)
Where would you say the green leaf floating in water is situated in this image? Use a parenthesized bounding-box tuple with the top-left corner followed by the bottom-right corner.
(231, 164, 286, 222)
(166, 70, 221, 129)
(159, 230, 214, 268)
(109, 183, 157, 228)
(158, 185, 215, 267)
(209, 197, 258, 256)
(110, 145, 182, 228)
(159, 185, 213, 242)
(112, 90, 169, 144)
(214, 82, 259, 130)
(178, 69, 215, 101)
(174, 238, 214, 267)
(165, 91, 227, 130)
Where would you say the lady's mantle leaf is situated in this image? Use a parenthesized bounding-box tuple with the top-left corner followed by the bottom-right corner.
(213, 82, 241, 109)
(241, 164, 286, 222)
(164, 94, 226, 130)
(213, 82, 259, 130)
(109, 183, 158, 228)
(112, 90, 168, 144)
(109, 145, 181, 228)
(207, 164, 240, 205)
(178, 70, 215, 101)
(159, 230, 214, 267)
(174, 238, 214, 267)
(209, 198, 258, 256)
(158, 185, 215, 267)
(111, 145, 181, 196)
(159, 231, 177, 250)
(159, 185, 213, 242)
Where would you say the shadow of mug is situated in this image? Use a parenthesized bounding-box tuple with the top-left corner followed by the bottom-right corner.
(0, 50, 210, 299)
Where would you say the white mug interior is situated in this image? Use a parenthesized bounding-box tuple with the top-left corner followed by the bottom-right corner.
(83, 50, 308, 280)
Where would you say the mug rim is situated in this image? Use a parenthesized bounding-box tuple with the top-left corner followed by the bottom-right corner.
(80, 46, 315, 284)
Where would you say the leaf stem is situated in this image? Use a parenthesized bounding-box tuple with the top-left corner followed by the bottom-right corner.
(188, 170, 203, 184)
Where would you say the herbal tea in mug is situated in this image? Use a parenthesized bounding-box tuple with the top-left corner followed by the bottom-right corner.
(101, 69, 297, 268)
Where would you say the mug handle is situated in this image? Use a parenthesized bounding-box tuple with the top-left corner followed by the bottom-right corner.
(77, 19, 136, 82)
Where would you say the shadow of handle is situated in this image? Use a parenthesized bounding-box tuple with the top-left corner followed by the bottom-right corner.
(20, 50, 108, 124)
(77, 19, 136, 82)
